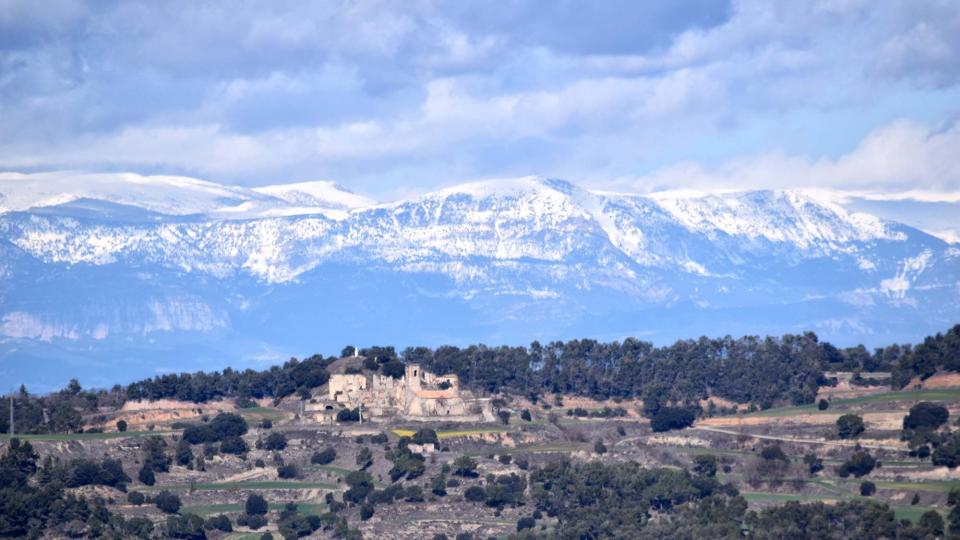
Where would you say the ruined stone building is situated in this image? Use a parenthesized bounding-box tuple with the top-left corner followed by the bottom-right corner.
(307, 363, 494, 423)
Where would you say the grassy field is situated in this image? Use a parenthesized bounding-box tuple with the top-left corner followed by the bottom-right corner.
(875, 479, 960, 493)
(390, 427, 510, 439)
(141, 480, 337, 492)
(181, 501, 327, 516)
(0, 430, 169, 441)
(741, 491, 944, 521)
(739, 387, 960, 418)
(238, 406, 290, 422)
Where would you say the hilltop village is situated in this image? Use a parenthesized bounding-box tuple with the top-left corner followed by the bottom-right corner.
(2, 327, 960, 539)
(310, 361, 496, 424)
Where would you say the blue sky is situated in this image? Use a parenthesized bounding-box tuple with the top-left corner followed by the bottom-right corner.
(1, 0, 959, 199)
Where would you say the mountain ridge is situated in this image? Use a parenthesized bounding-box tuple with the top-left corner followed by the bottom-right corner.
(1, 172, 958, 389)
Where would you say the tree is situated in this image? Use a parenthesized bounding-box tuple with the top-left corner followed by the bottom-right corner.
(382, 360, 405, 379)
(277, 465, 298, 479)
(904, 402, 949, 431)
(116, 419, 128, 432)
(464, 486, 486, 502)
(176, 439, 193, 466)
(356, 447, 373, 469)
(836, 451, 876, 478)
(919, 510, 945, 537)
(594, 439, 607, 455)
(204, 515, 232, 532)
(155, 491, 182, 514)
(246, 494, 269, 516)
(817, 399, 829, 410)
(412, 429, 438, 445)
(860, 481, 876, 496)
(693, 454, 718, 477)
(263, 432, 287, 451)
(836, 414, 865, 439)
(220, 436, 248, 455)
(127, 491, 146, 505)
(360, 504, 374, 521)
(803, 453, 824, 475)
(453, 455, 478, 477)
(650, 407, 695, 432)
(311, 447, 336, 465)
(431, 474, 447, 496)
(497, 410, 511, 426)
(344, 471, 374, 504)
(138, 465, 156, 486)
(521, 410, 532, 422)
(517, 516, 536, 531)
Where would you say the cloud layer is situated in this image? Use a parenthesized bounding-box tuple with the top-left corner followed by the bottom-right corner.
(1, 0, 959, 197)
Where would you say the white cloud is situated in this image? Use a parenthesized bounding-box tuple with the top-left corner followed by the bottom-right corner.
(617, 119, 960, 195)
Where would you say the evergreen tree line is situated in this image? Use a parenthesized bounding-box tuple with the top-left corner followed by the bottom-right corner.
(4, 326, 958, 436)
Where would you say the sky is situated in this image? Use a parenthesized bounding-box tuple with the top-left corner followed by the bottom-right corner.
(1, 0, 959, 200)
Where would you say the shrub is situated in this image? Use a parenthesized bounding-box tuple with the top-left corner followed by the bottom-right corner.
(836, 451, 876, 478)
(204, 514, 232, 532)
(594, 440, 607, 455)
(311, 447, 337, 465)
(220, 436, 248, 455)
(127, 491, 145, 505)
(137, 465, 156, 486)
(464, 486, 486, 502)
(517, 516, 536, 531)
(650, 407, 695, 432)
(154, 491, 182, 514)
(237, 514, 268, 530)
(336, 408, 361, 422)
(918, 510, 945, 536)
(277, 464, 298, 479)
(360, 504, 374, 521)
(116, 419, 128, 432)
(904, 402, 950, 431)
(165, 514, 204, 539)
(453, 455, 478, 477)
(246, 494, 269, 516)
(263, 432, 287, 451)
(860, 481, 876, 496)
(817, 399, 829, 410)
(836, 414, 865, 439)
(693, 454, 718, 477)
(412, 428, 439, 445)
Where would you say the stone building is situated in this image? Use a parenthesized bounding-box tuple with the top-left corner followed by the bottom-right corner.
(308, 363, 494, 423)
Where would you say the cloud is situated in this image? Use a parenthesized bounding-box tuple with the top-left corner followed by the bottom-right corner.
(0, 0, 958, 195)
(616, 119, 960, 194)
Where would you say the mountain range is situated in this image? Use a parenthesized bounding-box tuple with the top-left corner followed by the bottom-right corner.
(1, 171, 958, 391)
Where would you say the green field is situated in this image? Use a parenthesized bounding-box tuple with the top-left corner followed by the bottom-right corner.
(0, 430, 169, 441)
(180, 501, 327, 516)
(142, 480, 337, 492)
(741, 491, 943, 522)
(390, 427, 510, 439)
(238, 406, 290, 422)
(740, 387, 960, 418)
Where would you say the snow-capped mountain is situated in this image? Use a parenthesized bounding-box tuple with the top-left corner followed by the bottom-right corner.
(1, 172, 958, 390)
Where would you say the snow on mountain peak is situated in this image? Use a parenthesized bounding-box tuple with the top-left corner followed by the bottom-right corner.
(253, 180, 375, 209)
(0, 171, 265, 216)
